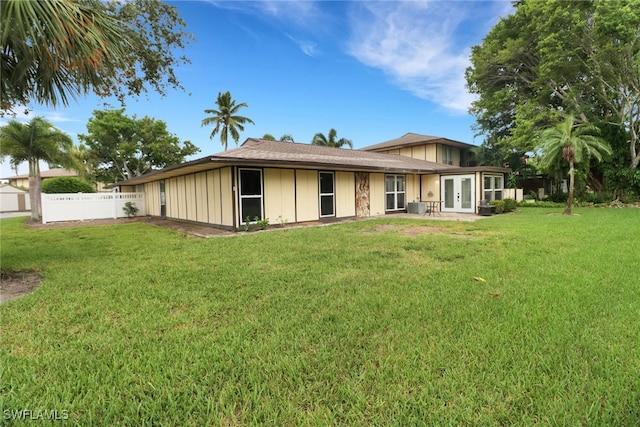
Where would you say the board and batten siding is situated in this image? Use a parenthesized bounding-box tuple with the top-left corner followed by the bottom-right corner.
(369, 173, 386, 216)
(158, 167, 233, 227)
(335, 171, 356, 218)
(421, 175, 440, 201)
(194, 172, 208, 223)
(375, 144, 439, 164)
(264, 168, 296, 224)
(144, 181, 161, 216)
(406, 174, 420, 204)
(295, 169, 319, 222)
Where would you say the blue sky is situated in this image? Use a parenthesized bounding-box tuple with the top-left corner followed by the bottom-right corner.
(1, 0, 513, 178)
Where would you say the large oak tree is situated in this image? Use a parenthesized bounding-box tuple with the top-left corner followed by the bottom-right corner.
(466, 0, 640, 169)
(79, 109, 199, 183)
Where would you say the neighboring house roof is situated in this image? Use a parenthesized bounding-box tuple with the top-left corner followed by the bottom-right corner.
(360, 132, 475, 151)
(0, 184, 27, 193)
(1, 168, 77, 180)
(114, 138, 463, 187)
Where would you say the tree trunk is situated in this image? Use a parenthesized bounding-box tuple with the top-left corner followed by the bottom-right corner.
(28, 159, 42, 222)
(564, 161, 574, 215)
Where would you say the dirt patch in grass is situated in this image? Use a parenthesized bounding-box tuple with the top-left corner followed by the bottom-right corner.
(23, 216, 351, 237)
(25, 216, 233, 237)
(373, 224, 474, 238)
(1, 270, 43, 304)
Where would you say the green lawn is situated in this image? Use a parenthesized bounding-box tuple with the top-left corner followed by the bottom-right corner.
(1, 208, 639, 426)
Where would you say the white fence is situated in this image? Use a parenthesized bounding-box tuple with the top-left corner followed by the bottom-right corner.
(503, 188, 524, 201)
(42, 192, 146, 224)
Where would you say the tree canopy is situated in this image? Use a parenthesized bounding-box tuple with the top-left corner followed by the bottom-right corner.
(1, 0, 192, 113)
(79, 109, 200, 183)
(466, 0, 640, 170)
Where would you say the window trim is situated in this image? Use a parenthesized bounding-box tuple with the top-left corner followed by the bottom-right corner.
(238, 168, 263, 225)
(483, 174, 504, 201)
(442, 146, 454, 165)
(385, 174, 406, 212)
(319, 171, 335, 218)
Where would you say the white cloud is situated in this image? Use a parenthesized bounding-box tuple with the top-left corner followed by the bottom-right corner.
(286, 33, 319, 57)
(1, 109, 80, 125)
(206, 0, 327, 56)
(254, 0, 322, 28)
(346, 1, 509, 113)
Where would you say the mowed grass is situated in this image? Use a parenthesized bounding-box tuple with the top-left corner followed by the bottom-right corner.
(1, 208, 639, 426)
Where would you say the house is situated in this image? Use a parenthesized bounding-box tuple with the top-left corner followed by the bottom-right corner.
(114, 134, 510, 230)
(0, 184, 30, 212)
(360, 133, 510, 213)
(1, 168, 109, 192)
(2, 168, 77, 189)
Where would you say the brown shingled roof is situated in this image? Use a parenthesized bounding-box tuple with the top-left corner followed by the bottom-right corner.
(218, 138, 457, 172)
(360, 132, 475, 151)
(113, 138, 460, 186)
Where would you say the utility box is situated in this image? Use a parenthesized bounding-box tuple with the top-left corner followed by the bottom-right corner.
(478, 199, 496, 216)
(407, 202, 426, 214)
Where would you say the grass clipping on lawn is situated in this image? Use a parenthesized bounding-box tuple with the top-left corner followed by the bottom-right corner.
(0, 208, 639, 425)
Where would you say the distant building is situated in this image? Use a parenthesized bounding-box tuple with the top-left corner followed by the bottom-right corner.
(1, 168, 77, 189)
(1, 168, 108, 192)
(0, 184, 30, 212)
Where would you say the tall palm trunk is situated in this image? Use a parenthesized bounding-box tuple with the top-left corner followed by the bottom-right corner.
(564, 160, 574, 216)
(28, 158, 42, 221)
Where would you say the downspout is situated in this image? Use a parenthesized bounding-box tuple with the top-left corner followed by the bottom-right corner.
(232, 167, 237, 230)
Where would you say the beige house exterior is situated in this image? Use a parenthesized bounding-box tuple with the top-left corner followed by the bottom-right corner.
(0, 184, 30, 212)
(1, 168, 109, 192)
(362, 133, 511, 214)
(115, 134, 510, 230)
(2, 168, 77, 189)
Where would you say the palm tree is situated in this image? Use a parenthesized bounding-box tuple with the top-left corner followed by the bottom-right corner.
(262, 134, 294, 142)
(202, 91, 255, 151)
(311, 129, 352, 149)
(537, 115, 612, 215)
(1, 0, 126, 112)
(0, 117, 75, 221)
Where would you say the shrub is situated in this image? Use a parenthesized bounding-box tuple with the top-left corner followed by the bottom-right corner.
(123, 202, 139, 218)
(548, 192, 568, 203)
(490, 199, 505, 214)
(41, 176, 95, 194)
(503, 198, 517, 212)
(241, 216, 270, 232)
(578, 192, 610, 205)
(489, 198, 516, 214)
(518, 200, 566, 208)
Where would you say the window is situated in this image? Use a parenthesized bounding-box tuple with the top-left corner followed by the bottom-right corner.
(483, 174, 503, 201)
(319, 171, 335, 217)
(442, 146, 454, 165)
(385, 175, 406, 211)
(239, 168, 263, 223)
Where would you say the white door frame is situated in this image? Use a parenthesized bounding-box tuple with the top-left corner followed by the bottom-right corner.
(440, 174, 475, 213)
